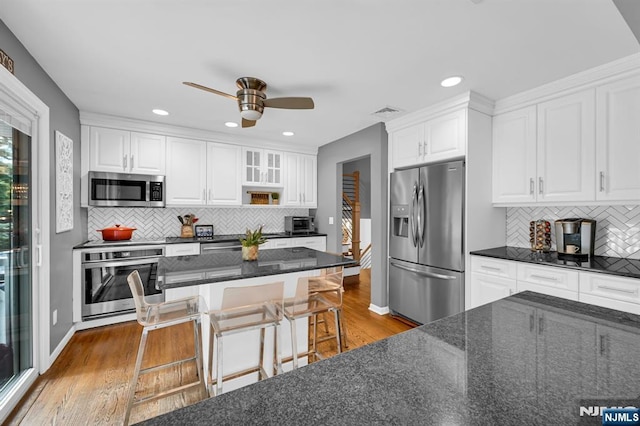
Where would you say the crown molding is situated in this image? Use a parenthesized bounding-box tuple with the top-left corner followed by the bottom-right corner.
(78, 111, 318, 155)
(494, 53, 640, 115)
(385, 91, 495, 132)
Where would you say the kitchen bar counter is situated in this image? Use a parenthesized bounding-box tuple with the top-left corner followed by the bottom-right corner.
(158, 247, 355, 290)
(73, 232, 327, 250)
(471, 246, 640, 280)
(140, 291, 640, 425)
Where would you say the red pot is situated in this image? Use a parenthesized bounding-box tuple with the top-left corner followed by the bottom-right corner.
(97, 224, 137, 241)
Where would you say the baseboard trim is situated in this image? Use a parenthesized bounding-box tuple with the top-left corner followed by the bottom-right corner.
(368, 304, 390, 315)
(48, 325, 75, 371)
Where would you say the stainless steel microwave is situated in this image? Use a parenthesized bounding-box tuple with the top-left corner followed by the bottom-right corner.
(285, 216, 315, 234)
(89, 171, 165, 207)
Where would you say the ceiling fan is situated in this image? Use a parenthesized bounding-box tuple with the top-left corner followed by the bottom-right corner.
(183, 77, 315, 128)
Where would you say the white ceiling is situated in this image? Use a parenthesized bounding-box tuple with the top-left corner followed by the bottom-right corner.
(1, 0, 638, 149)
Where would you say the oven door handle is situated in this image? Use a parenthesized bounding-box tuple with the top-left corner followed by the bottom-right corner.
(82, 257, 161, 269)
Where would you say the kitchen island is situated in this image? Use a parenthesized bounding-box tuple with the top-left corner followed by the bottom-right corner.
(156, 247, 356, 392)
(140, 291, 640, 425)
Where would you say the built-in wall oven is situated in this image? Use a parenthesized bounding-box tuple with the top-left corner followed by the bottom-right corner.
(81, 245, 165, 320)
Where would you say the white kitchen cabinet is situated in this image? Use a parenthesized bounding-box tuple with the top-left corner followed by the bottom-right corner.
(262, 239, 291, 250)
(242, 148, 283, 186)
(579, 272, 640, 314)
(166, 137, 208, 205)
(166, 137, 242, 206)
(207, 143, 242, 205)
(165, 243, 201, 257)
(290, 236, 326, 251)
(493, 89, 595, 204)
(89, 127, 166, 175)
(469, 256, 517, 308)
(492, 106, 537, 203)
(283, 153, 317, 207)
(516, 263, 579, 301)
(596, 74, 640, 201)
(390, 109, 466, 169)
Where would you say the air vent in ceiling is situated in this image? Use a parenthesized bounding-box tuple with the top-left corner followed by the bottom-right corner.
(371, 106, 404, 121)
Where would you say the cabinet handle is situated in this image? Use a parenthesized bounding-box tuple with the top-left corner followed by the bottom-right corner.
(208, 189, 212, 202)
(481, 265, 502, 272)
(530, 274, 558, 282)
(538, 177, 543, 194)
(538, 316, 544, 335)
(599, 171, 605, 192)
(123, 154, 127, 171)
(202, 189, 206, 201)
(418, 141, 423, 156)
(530, 178, 534, 195)
(599, 335, 606, 356)
(130, 155, 134, 170)
(303, 193, 306, 203)
(597, 285, 637, 295)
(529, 314, 534, 333)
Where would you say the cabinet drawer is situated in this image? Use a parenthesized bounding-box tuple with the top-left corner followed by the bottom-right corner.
(517, 264, 579, 293)
(579, 272, 640, 307)
(165, 243, 201, 257)
(471, 256, 517, 279)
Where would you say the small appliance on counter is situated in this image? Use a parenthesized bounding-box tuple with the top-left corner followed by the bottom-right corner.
(529, 220, 551, 252)
(555, 218, 596, 258)
(284, 216, 315, 234)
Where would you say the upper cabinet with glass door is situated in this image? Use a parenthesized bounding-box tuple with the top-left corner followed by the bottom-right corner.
(242, 148, 283, 186)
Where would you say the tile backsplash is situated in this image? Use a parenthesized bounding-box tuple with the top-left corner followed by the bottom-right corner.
(506, 205, 640, 259)
(88, 207, 310, 240)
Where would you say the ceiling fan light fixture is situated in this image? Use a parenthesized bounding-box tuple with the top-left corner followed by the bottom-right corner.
(152, 109, 169, 116)
(441, 76, 463, 88)
(225, 121, 239, 128)
(282, 131, 294, 136)
(240, 109, 263, 121)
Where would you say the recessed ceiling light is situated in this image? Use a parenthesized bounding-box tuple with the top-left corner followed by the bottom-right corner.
(152, 109, 169, 116)
(440, 76, 463, 88)
(225, 122, 239, 128)
(282, 131, 294, 136)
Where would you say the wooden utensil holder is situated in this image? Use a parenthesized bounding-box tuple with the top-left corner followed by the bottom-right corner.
(180, 224, 194, 238)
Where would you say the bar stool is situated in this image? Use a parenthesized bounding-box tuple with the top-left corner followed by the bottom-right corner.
(307, 266, 348, 349)
(208, 281, 284, 396)
(283, 266, 346, 369)
(125, 270, 208, 425)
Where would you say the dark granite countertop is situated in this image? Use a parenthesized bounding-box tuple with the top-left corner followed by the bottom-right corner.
(139, 291, 640, 425)
(158, 247, 356, 290)
(471, 246, 640, 280)
(73, 232, 327, 250)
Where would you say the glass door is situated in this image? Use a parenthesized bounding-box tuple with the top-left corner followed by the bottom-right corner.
(0, 121, 32, 398)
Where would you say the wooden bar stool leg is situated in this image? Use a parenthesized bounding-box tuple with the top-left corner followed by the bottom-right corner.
(259, 327, 266, 380)
(334, 310, 342, 354)
(290, 317, 299, 369)
(193, 318, 207, 398)
(207, 324, 215, 397)
(339, 309, 348, 349)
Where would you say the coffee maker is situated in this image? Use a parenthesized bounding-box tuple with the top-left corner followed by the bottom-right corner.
(554, 218, 596, 258)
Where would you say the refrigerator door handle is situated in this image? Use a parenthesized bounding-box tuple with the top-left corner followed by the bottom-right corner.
(417, 183, 426, 247)
(390, 261, 457, 280)
(410, 183, 418, 247)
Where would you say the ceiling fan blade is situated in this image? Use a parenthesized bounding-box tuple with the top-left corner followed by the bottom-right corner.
(183, 82, 238, 100)
(242, 118, 257, 128)
(263, 97, 315, 109)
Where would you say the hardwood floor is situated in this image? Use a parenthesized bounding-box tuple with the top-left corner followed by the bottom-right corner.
(7, 269, 413, 425)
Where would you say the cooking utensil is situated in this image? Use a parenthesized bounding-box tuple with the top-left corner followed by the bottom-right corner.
(178, 216, 184, 224)
(97, 224, 137, 241)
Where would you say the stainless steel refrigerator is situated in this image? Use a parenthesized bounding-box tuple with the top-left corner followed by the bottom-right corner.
(389, 159, 464, 324)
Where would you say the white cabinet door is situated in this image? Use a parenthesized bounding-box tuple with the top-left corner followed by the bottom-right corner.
(89, 127, 130, 173)
(301, 154, 317, 207)
(130, 132, 166, 175)
(596, 74, 640, 201)
(291, 236, 326, 251)
(243, 148, 263, 185)
(207, 143, 242, 205)
(470, 273, 516, 308)
(166, 137, 208, 205)
(424, 109, 466, 162)
(596, 324, 640, 397)
(492, 106, 537, 203)
(283, 153, 300, 206)
(536, 89, 595, 202)
(264, 150, 283, 186)
(516, 263, 579, 301)
(391, 124, 423, 169)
